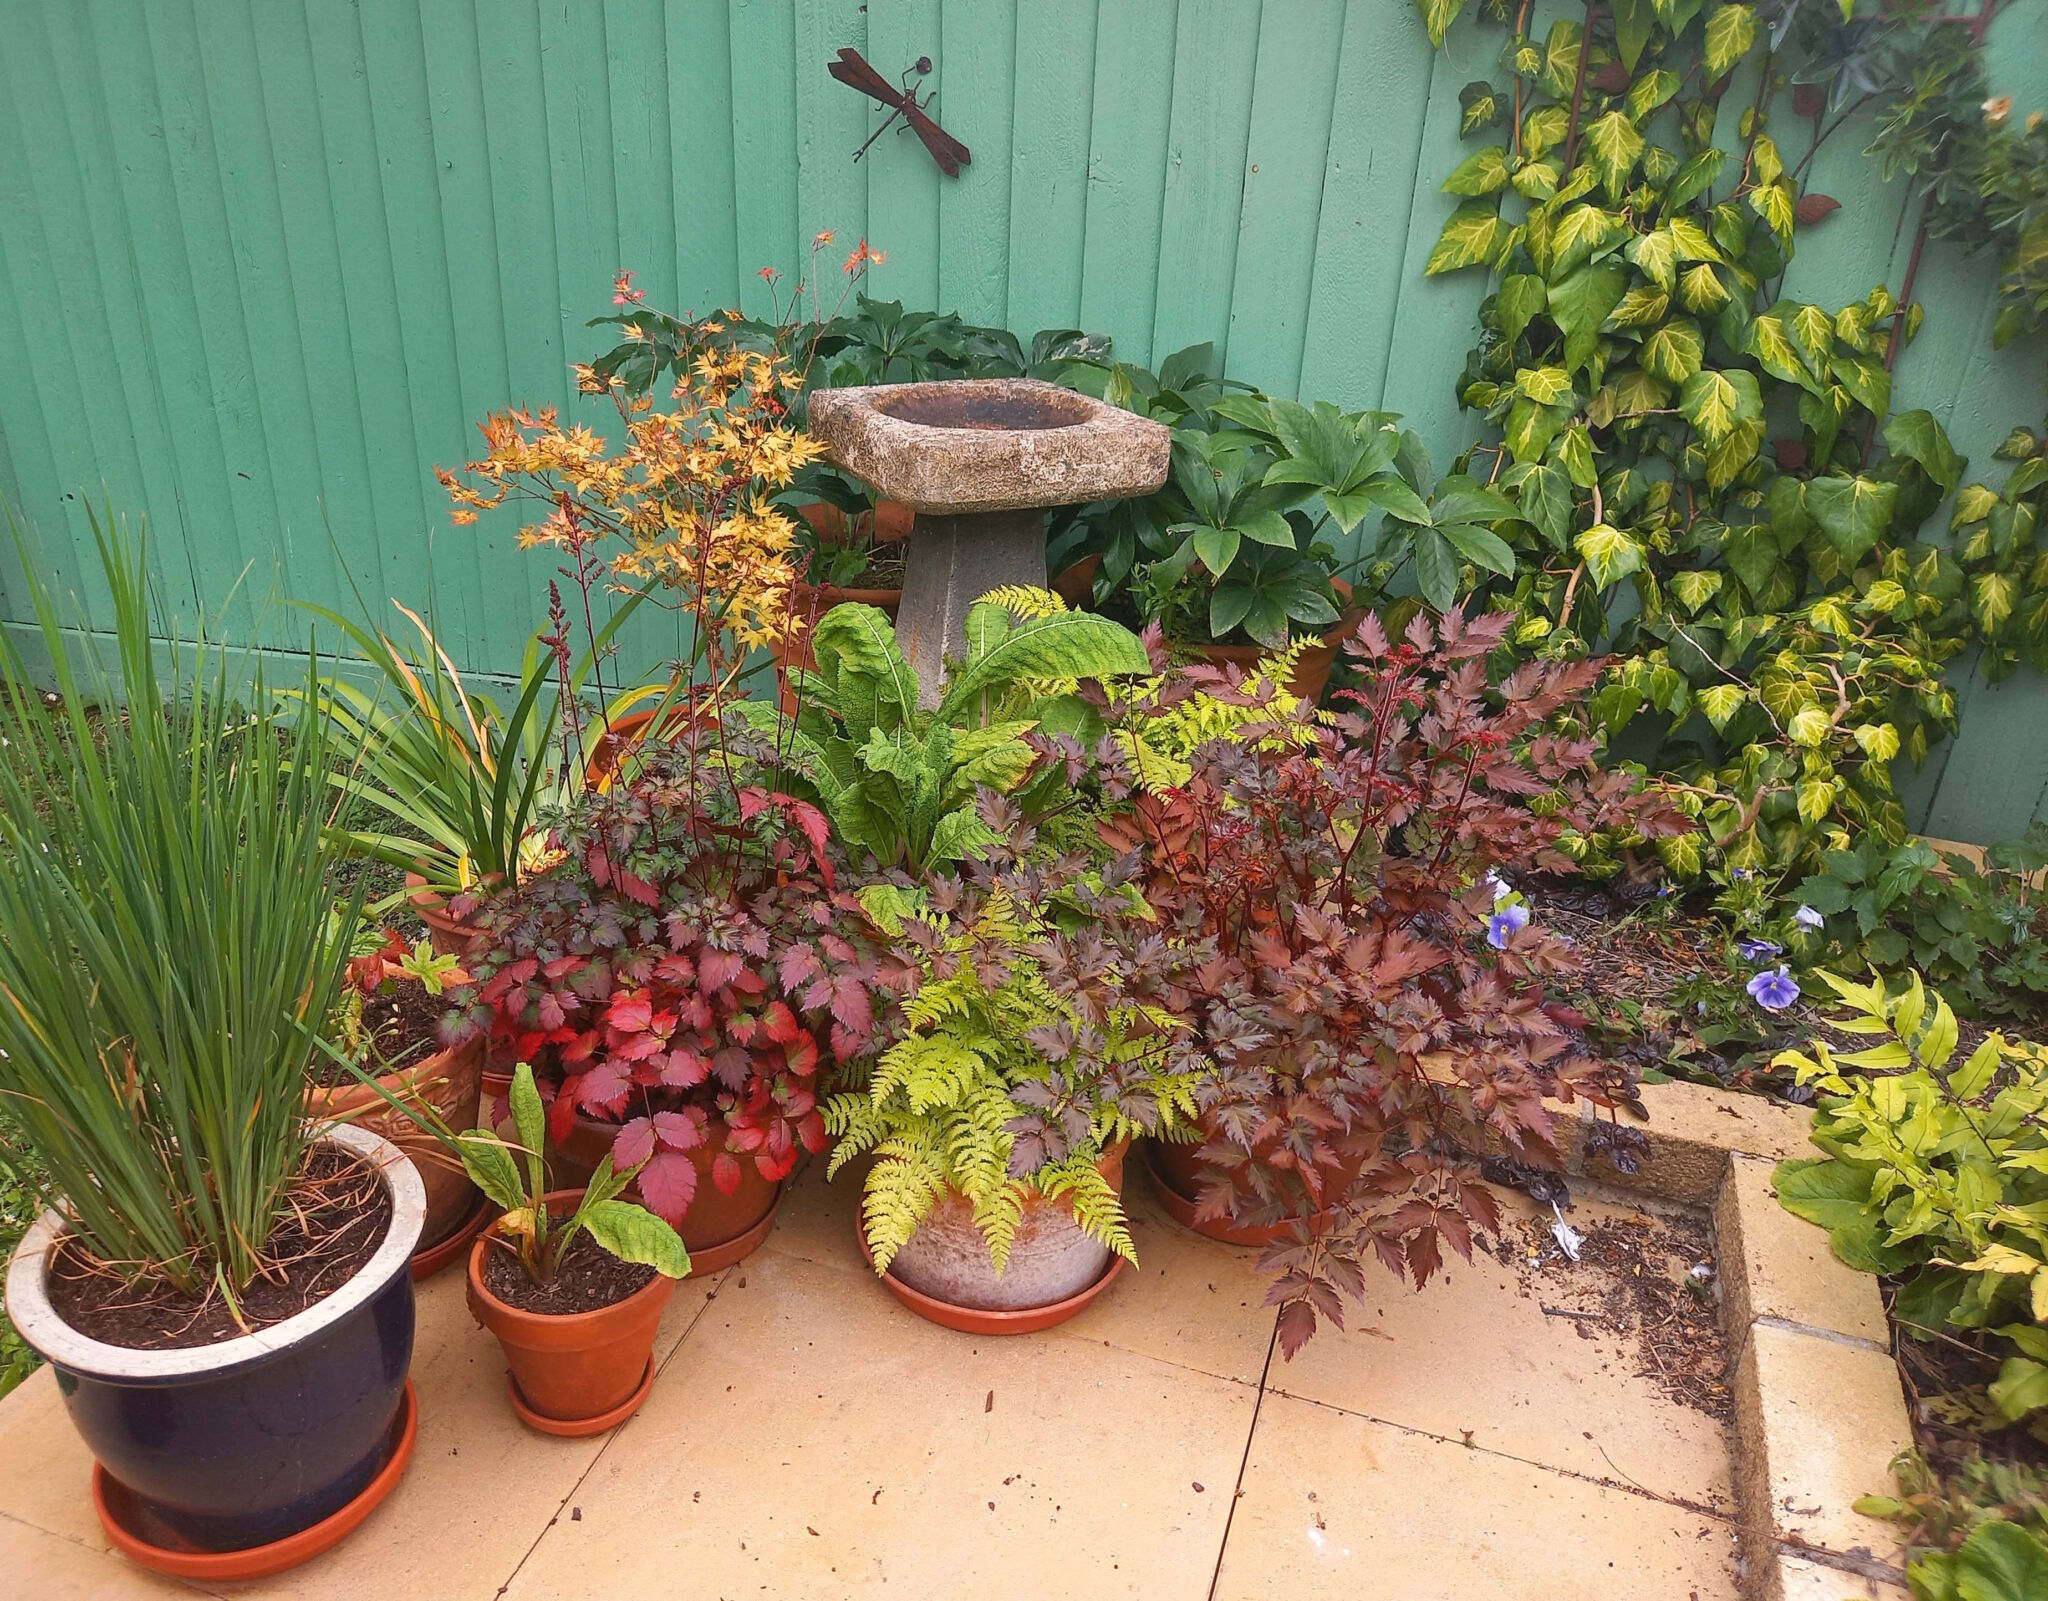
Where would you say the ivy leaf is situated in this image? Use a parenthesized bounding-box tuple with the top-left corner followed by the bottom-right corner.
(1705, 418, 1766, 490)
(1804, 476, 1897, 563)
(1626, 68, 1682, 124)
(1516, 366, 1576, 406)
(1747, 314, 1818, 391)
(1703, 3, 1756, 81)
(1668, 216, 1723, 263)
(1512, 159, 1561, 201)
(1550, 205, 1622, 278)
(1882, 409, 1963, 494)
(1748, 179, 1795, 242)
(1505, 398, 1569, 464)
(1950, 483, 2002, 527)
(1417, 0, 1472, 48)
(1540, 18, 1584, 100)
(1699, 684, 1747, 728)
(1627, 226, 1677, 290)
(1612, 0, 1655, 69)
(1671, 570, 1724, 612)
(1522, 104, 1571, 162)
(1678, 263, 1731, 314)
(1459, 80, 1501, 136)
(1577, 522, 1645, 588)
(1443, 145, 1510, 196)
(1427, 202, 1505, 275)
(1584, 111, 1645, 199)
(1518, 464, 1575, 550)
(1974, 571, 2018, 637)
(1786, 303, 1836, 372)
(1642, 318, 1705, 383)
(1852, 723, 1901, 761)
(1797, 775, 1836, 825)
(1751, 134, 1783, 188)
(1609, 368, 1671, 415)
(1678, 367, 1760, 446)
(1831, 351, 1890, 417)
(1611, 287, 1669, 328)
(1547, 261, 1627, 372)
(1662, 148, 1726, 215)
(1496, 273, 1548, 347)
(1788, 706, 1831, 747)
(1557, 423, 1598, 488)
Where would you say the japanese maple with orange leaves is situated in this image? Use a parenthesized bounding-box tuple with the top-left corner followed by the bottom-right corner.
(438, 338, 821, 704)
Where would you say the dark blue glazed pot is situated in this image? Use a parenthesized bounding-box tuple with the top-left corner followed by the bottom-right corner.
(4, 1124, 425, 1551)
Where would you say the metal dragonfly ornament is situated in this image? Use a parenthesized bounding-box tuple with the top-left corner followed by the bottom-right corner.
(827, 49, 972, 177)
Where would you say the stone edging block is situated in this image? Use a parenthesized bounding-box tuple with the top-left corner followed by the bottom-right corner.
(1576, 1078, 1915, 1601)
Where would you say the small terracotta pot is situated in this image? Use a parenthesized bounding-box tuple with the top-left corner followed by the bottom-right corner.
(307, 1027, 484, 1252)
(404, 871, 493, 961)
(1146, 1123, 1364, 1248)
(793, 498, 914, 543)
(465, 1192, 677, 1432)
(1187, 579, 1363, 705)
(869, 498, 915, 541)
(856, 1143, 1129, 1329)
(551, 1112, 785, 1272)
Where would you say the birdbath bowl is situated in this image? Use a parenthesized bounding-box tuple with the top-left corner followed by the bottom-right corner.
(805, 378, 1169, 706)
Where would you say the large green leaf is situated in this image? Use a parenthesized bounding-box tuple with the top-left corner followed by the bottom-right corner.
(1427, 201, 1506, 275)
(1883, 408, 1964, 494)
(935, 611, 1147, 722)
(1954, 1519, 2048, 1601)
(1547, 261, 1627, 372)
(577, 1199, 692, 1279)
(1496, 273, 1548, 347)
(1804, 476, 1898, 563)
(1412, 527, 1460, 611)
(811, 604, 919, 737)
(1612, 0, 1654, 68)
(1662, 148, 1725, 214)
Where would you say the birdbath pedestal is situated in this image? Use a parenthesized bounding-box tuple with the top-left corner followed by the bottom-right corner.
(805, 378, 1169, 707)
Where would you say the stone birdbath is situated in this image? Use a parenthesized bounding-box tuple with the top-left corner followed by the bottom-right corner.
(805, 378, 1170, 706)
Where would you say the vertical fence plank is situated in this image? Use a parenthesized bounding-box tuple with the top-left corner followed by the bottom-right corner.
(669, 0, 739, 317)
(1294, 2, 1435, 411)
(1077, 0, 1178, 368)
(936, 0, 1017, 328)
(1151, 0, 1263, 368)
(1223, 0, 1345, 398)
(608, 0, 680, 317)
(863, 0, 943, 309)
(730, 0, 801, 316)
(794, 0, 869, 309)
(1005, 0, 1097, 337)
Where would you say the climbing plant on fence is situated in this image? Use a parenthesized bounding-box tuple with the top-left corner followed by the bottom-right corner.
(1416, 0, 2048, 880)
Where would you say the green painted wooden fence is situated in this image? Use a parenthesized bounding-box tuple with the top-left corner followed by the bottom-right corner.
(1, 0, 2045, 841)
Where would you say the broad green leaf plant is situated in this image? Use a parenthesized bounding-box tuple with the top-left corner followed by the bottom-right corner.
(754, 590, 1148, 874)
(1773, 972, 2048, 1434)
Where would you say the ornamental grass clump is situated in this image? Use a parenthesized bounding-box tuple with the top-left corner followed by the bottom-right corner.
(0, 518, 363, 1298)
(1104, 607, 1685, 1354)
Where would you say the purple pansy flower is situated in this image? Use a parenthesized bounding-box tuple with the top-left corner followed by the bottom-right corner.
(1735, 936, 1784, 963)
(1488, 903, 1531, 949)
(1793, 904, 1824, 931)
(1747, 967, 1800, 1011)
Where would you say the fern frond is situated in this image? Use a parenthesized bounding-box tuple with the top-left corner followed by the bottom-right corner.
(971, 1179, 1029, 1275)
(977, 584, 1067, 620)
(1037, 1156, 1138, 1264)
(862, 1132, 951, 1275)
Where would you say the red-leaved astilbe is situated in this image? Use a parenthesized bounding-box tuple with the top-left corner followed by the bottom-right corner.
(1102, 607, 1688, 1355)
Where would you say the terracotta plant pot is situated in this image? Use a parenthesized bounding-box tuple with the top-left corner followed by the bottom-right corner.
(465, 1191, 677, 1434)
(855, 1143, 1129, 1331)
(1051, 553, 1101, 608)
(306, 1030, 484, 1254)
(405, 871, 492, 961)
(1146, 1122, 1365, 1248)
(551, 1112, 785, 1273)
(793, 498, 914, 543)
(1188, 578, 1363, 705)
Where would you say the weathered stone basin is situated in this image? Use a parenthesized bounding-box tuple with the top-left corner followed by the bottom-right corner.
(806, 377, 1169, 703)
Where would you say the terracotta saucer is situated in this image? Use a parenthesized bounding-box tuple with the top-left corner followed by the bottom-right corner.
(1143, 1146, 1293, 1248)
(854, 1220, 1124, 1335)
(409, 1192, 493, 1282)
(93, 1379, 417, 1582)
(507, 1357, 656, 1438)
(682, 1189, 783, 1276)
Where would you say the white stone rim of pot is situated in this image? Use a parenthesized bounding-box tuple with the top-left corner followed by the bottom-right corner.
(3, 1120, 426, 1381)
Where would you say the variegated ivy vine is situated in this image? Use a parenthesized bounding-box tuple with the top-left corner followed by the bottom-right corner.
(1415, 0, 2048, 880)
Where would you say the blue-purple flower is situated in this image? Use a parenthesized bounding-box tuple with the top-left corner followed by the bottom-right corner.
(1746, 967, 1800, 1011)
(1793, 904, 1824, 931)
(1488, 902, 1531, 949)
(1735, 936, 1784, 963)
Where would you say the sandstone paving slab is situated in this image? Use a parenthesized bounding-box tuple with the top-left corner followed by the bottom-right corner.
(500, 1240, 1256, 1601)
(0, 1261, 728, 1598)
(1770, 1552, 1912, 1600)
(1265, 1187, 1736, 1512)
(0, 1512, 212, 1600)
(764, 1157, 1281, 1387)
(1213, 1391, 1741, 1600)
